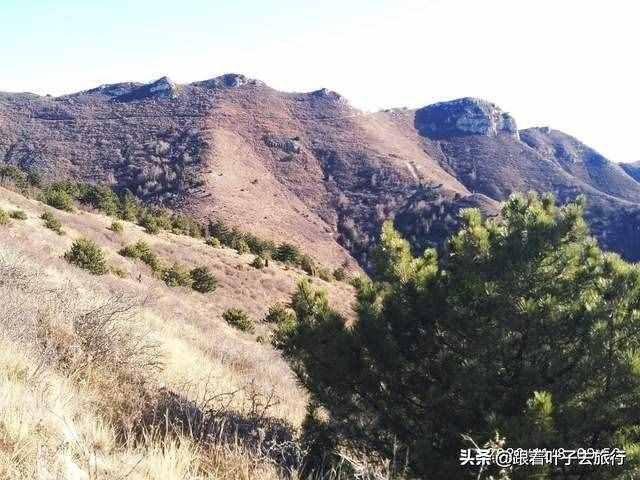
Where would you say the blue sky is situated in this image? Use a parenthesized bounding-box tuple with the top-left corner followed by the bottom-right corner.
(2, 0, 639, 161)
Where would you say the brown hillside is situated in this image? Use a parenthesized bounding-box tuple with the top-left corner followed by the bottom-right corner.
(2, 79, 640, 264)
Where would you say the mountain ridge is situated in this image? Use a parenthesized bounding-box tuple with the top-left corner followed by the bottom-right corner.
(2, 74, 640, 266)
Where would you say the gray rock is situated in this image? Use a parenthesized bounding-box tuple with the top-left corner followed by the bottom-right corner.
(415, 97, 519, 140)
(192, 74, 264, 89)
(264, 135, 302, 154)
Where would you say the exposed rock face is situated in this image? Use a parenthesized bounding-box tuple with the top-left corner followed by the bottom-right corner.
(116, 76, 178, 101)
(310, 88, 348, 106)
(263, 135, 302, 154)
(71, 82, 143, 98)
(192, 73, 263, 89)
(415, 97, 519, 140)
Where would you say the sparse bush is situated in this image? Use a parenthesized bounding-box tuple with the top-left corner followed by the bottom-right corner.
(110, 265, 128, 278)
(189, 266, 217, 293)
(64, 237, 108, 275)
(223, 308, 255, 333)
(139, 213, 161, 234)
(80, 184, 119, 215)
(26, 169, 42, 187)
(119, 240, 162, 272)
(236, 239, 250, 255)
(299, 254, 316, 275)
(0, 208, 9, 226)
(245, 233, 276, 256)
(332, 267, 347, 281)
(162, 262, 192, 287)
(250, 255, 266, 269)
(0, 164, 26, 184)
(349, 275, 366, 289)
(118, 190, 140, 221)
(41, 210, 64, 235)
(273, 242, 301, 263)
(205, 236, 222, 248)
(109, 220, 124, 233)
(317, 267, 332, 282)
(171, 214, 203, 237)
(9, 210, 27, 220)
(43, 186, 75, 212)
(208, 219, 234, 245)
(264, 303, 296, 325)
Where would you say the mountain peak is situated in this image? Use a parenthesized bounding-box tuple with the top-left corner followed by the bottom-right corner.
(191, 73, 263, 89)
(415, 97, 518, 140)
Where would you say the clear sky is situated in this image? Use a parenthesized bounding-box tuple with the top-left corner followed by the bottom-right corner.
(2, 0, 638, 161)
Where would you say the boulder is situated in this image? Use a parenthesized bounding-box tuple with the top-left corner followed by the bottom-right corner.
(415, 97, 519, 140)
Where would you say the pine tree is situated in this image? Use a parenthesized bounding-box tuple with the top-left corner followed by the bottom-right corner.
(278, 193, 640, 479)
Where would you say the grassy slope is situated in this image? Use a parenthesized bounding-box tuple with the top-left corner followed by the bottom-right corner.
(0, 186, 355, 479)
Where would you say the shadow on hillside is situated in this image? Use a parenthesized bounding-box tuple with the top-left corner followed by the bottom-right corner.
(142, 387, 302, 475)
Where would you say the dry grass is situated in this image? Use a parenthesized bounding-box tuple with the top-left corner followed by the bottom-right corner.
(0, 186, 363, 479)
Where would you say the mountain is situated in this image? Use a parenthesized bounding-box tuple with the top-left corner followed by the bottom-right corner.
(2, 75, 640, 265)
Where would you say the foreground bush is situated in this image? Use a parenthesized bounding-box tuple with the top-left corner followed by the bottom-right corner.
(0, 208, 8, 226)
(64, 237, 108, 275)
(278, 193, 640, 479)
(41, 210, 64, 235)
(189, 266, 217, 293)
(223, 308, 255, 333)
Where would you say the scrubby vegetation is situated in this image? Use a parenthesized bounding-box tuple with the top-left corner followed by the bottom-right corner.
(190, 266, 217, 293)
(40, 209, 64, 235)
(109, 220, 123, 233)
(0, 163, 348, 283)
(140, 212, 162, 234)
(332, 267, 346, 281)
(273, 242, 301, 264)
(223, 308, 255, 333)
(205, 236, 222, 248)
(162, 262, 192, 287)
(264, 303, 296, 325)
(9, 209, 27, 220)
(251, 255, 266, 269)
(119, 240, 163, 273)
(236, 239, 250, 255)
(0, 208, 8, 226)
(43, 183, 76, 212)
(64, 237, 109, 275)
(0, 179, 360, 480)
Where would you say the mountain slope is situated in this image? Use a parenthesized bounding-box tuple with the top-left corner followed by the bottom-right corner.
(1, 77, 640, 264)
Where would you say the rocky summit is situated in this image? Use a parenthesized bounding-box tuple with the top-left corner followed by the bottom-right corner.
(1, 75, 640, 267)
(415, 97, 519, 139)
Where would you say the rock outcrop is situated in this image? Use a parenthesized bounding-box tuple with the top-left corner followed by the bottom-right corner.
(192, 73, 263, 89)
(415, 97, 519, 140)
(115, 76, 178, 101)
